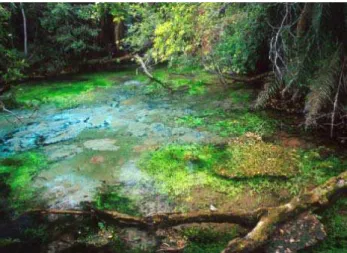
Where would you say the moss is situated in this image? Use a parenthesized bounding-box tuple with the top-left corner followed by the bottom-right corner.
(230, 89, 254, 104)
(134, 67, 214, 95)
(214, 134, 299, 179)
(182, 226, 239, 253)
(138, 144, 243, 199)
(13, 72, 118, 109)
(175, 111, 276, 137)
(93, 185, 140, 216)
(0, 152, 47, 212)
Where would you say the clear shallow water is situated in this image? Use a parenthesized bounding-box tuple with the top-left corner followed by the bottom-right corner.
(0, 79, 223, 215)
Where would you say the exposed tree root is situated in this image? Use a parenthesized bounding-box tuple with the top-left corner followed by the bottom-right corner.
(223, 72, 274, 84)
(28, 171, 347, 253)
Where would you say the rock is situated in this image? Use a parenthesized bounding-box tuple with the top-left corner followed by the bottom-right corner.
(266, 213, 326, 253)
(123, 80, 143, 86)
(83, 138, 119, 151)
(38, 173, 102, 209)
(44, 144, 83, 162)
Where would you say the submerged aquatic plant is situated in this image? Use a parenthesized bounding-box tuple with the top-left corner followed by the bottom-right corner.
(0, 152, 47, 212)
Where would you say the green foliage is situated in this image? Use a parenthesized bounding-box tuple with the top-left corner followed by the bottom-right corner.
(213, 4, 272, 74)
(0, 238, 20, 247)
(36, 3, 100, 74)
(0, 5, 26, 83)
(0, 152, 47, 212)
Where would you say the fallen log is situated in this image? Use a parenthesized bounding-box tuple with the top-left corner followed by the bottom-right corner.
(27, 208, 265, 230)
(27, 170, 347, 253)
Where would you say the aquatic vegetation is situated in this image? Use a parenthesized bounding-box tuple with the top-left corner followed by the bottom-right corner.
(0, 152, 47, 212)
(215, 134, 299, 178)
(229, 89, 254, 104)
(176, 111, 276, 137)
(14, 73, 115, 108)
(138, 144, 243, 199)
(94, 185, 140, 216)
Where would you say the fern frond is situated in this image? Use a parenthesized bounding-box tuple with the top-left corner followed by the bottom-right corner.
(304, 47, 341, 127)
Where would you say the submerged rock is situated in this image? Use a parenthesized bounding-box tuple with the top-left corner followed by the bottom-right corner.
(83, 138, 119, 151)
(266, 213, 326, 253)
(44, 144, 83, 162)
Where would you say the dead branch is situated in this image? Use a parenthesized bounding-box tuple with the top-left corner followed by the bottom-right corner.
(0, 100, 23, 123)
(134, 54, 173, 91)
(86, 54, 134, 66)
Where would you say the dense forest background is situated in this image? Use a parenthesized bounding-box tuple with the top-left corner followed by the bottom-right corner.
(1, 2, 347, 137)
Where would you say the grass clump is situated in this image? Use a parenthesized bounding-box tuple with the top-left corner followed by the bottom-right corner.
(0, 152, 47, 212)
(215, 133, 299, 179)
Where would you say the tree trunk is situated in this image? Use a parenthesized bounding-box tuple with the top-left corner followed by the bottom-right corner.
(20, 3, 28, 56)
(296, 3, 313, 38)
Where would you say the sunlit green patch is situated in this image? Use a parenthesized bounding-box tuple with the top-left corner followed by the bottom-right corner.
(0, 152, 47, 212)
(286, 149, 346, 195)
(138, 144, 243, 199)
(175, 111, 276, 137)
(13, 72, 118, 109)
(134, 67, 214, 95)
(93, 185, 140, 216)
(214, 135, 299, 179)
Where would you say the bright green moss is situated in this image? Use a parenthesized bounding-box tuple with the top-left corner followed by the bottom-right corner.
(176, 111, 276, 137)
(134, 67, 213, 95)
(14, 73, 116, 109)
(0, 152, 47, 211)
(138, 144, 244, 199)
